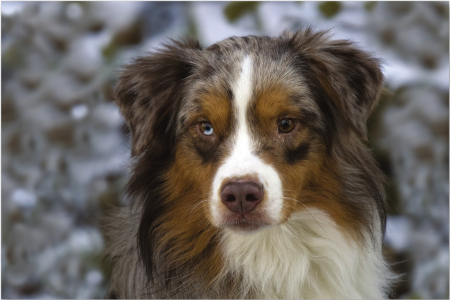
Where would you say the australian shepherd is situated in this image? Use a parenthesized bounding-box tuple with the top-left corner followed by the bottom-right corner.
(103, 29, 393, 299)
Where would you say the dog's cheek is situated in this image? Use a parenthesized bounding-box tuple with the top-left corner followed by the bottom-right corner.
(260, 136, 326, 221)
(163, 140, 218, 218)
(185, 126, 221, 165)
(193, 140, 221, 164)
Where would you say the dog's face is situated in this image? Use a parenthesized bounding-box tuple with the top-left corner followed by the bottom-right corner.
(116, 30, 384, 235)
(177, 54, 329, 232)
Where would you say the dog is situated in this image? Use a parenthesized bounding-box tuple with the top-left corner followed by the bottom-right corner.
(103, 28, 393, 299)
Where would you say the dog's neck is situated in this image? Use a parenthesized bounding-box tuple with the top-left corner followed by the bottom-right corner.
(218, 209, 389, 299)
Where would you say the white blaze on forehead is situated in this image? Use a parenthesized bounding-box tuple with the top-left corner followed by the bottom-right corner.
(209, 56, 284, 224)
(234, 56, 253, 135)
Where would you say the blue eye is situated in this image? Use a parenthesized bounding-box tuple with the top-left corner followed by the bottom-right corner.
(200, 122, 214, 136)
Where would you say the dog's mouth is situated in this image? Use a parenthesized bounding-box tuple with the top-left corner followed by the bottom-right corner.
(227, 221, 269, 232)
(222, 213, 273, 232)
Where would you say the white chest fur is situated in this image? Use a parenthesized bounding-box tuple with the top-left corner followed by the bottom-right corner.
(220, 209, 390, 299)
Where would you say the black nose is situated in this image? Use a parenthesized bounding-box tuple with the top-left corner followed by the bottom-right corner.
(220, 180, 264, 215)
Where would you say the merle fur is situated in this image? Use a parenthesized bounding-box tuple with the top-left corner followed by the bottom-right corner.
(103, 28, 388, 298)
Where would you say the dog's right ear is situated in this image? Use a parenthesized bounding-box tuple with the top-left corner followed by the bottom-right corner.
(115, 39, 201, 156)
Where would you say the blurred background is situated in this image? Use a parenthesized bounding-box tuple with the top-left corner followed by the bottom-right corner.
(1, 1, 448, 299)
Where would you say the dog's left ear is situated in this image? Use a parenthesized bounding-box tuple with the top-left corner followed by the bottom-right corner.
(289, 30, 384, 140)
(115, 39, 202, 156)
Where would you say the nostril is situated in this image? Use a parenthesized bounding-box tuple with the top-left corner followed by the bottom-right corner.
(246, 193, 258, 201)
(226, 194, 236, 202)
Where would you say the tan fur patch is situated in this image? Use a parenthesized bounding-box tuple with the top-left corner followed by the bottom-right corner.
(252, 85, 301, 134)
(186, 89, 232, 137)
(151, 87, 235, 284)
(157, 149, 223, 285)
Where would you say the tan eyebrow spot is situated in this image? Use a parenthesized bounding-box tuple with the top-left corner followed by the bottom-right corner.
(190, 89, 233, 137)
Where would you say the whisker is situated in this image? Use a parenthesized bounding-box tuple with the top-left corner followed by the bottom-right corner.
(184, 199, 209, 221)
(278, 217, 304, 246)
(282, 196, 325, 233)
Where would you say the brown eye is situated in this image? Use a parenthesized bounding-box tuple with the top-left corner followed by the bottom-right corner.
(199, 122, 214, 136)
(278, 119, 296, 133)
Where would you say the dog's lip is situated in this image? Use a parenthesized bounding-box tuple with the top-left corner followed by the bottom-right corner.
(227, 218, 261, 225)
(225, 220, 269, 232)
(222, 214, 273, 231)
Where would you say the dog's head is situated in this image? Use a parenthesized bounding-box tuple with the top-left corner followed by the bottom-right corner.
(116, 29, 384, 236)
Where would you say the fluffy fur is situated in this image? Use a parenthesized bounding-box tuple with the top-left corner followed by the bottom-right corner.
(103, 29, 393, 299)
